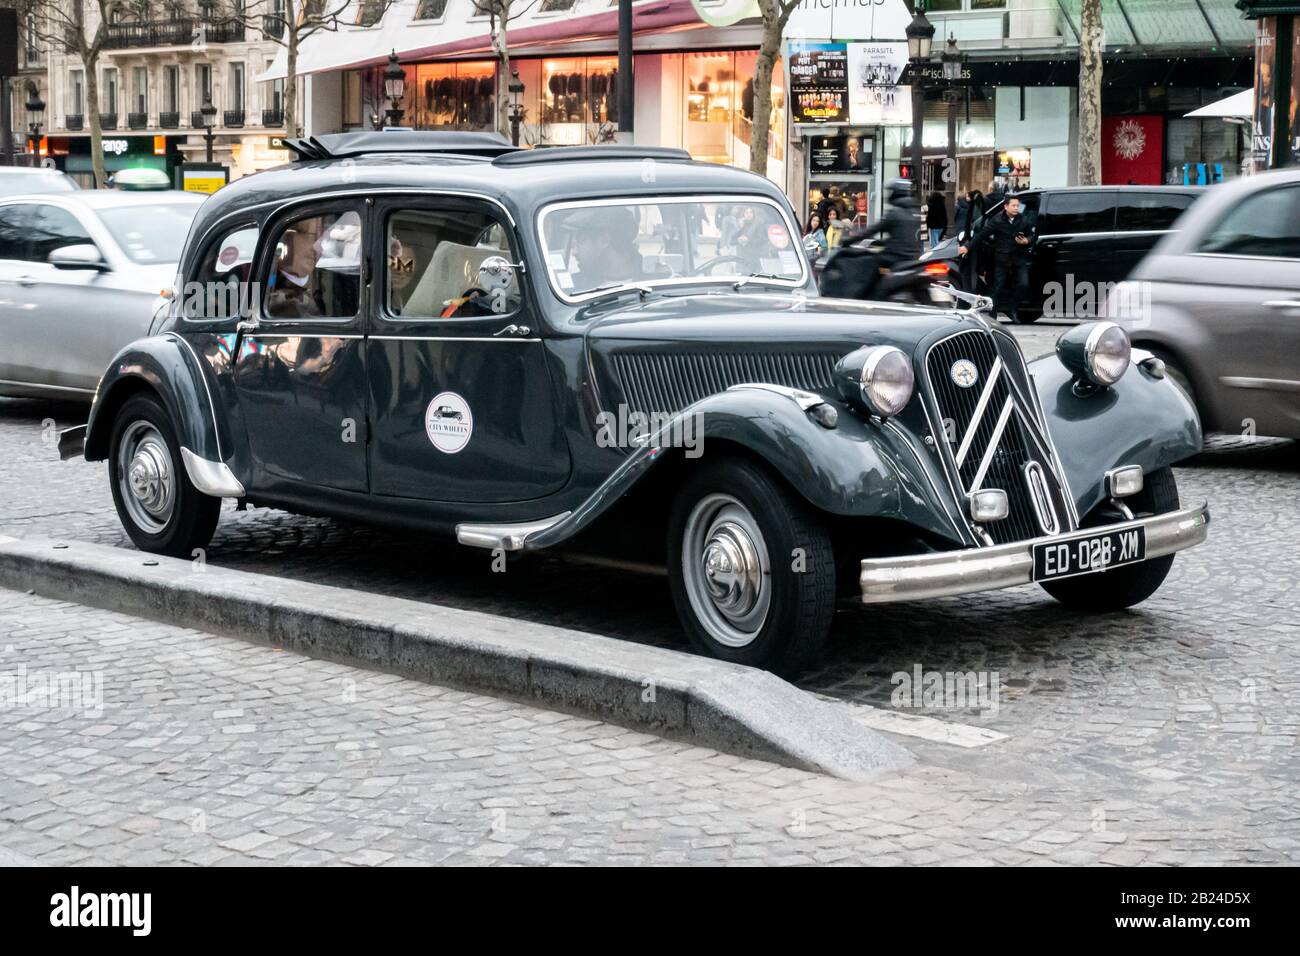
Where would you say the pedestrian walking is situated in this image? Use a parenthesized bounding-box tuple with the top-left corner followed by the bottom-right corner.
(958, 193, 1034, 323)
(925, 192, 948, 249)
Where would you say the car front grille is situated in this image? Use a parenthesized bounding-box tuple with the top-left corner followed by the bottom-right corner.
(924, 329, 1070, 546)
(609, 351, 840, 418)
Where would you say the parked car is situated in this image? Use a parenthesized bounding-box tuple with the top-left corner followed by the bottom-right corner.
(1111, 168, 1300, 439)
(922, 185, 1204, 322)
(0, 165, 80, 198)
(0, 190, 206, 400)
(62, 132, 1209, 672)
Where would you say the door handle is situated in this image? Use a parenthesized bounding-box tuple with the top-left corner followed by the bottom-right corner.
(236, 318, 259, 333)
(17, 275, 36, 287)
(492, 324, 532, 337)
(1263, 300, 1300, 310)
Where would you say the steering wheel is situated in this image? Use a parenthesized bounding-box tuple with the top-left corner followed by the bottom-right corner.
(689, 255, 749, 276)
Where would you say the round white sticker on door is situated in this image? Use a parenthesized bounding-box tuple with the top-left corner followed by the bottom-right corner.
(424, 392, 473, 454)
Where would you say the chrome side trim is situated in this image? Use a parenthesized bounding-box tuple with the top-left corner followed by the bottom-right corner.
(0, 378, 96, 395)
(954, 357, 1003, 468)
(167, 332, 225, 463)
(727, 382, 826, 411)
(1221, 376, 1300, 393)
(456, 513, 571, 551)
(180, 447, 245, 498)
(860, 502, 1210, 604)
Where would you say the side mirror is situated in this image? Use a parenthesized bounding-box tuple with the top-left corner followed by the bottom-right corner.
(49, 244, 109, 272)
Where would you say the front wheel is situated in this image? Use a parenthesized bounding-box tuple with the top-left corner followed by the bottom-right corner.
(109, 393, 221, 558)
(667, 458, 836, 673)
(1040, 467, 1180, 611)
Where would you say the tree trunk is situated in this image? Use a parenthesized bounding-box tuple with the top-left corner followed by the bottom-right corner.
(84, 57, 105, 188)
(285, 26, 300, 137)
(1077, 0, 1104, 186)
(493, 24, 512, 140)
(749, 19, 782, 177)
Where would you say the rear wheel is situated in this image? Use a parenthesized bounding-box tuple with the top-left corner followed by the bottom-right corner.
(109, 393, 221, 558)
(1040, 467, 1179, 611)
(667, 458, 836, 673)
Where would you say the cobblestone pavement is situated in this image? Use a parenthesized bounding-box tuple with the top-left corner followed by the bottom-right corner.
(1, 326, 1298, 863)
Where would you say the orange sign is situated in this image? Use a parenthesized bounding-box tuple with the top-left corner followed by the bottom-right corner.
(153, 136, 167, 156)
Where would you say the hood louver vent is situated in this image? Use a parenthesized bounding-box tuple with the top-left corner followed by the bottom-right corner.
(609, 351, 840, 418)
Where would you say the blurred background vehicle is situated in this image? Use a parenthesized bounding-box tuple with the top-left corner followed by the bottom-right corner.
(922, 185, 1204, 322)
(0, 190, 205, 401)
(106, 168, 174, 192)
(1117, 169, 1300, 440)
(0, 166, 80, 198)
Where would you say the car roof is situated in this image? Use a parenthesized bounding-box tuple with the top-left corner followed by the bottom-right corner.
(0, 166, 71, 176)
(0, 189, 204, 210)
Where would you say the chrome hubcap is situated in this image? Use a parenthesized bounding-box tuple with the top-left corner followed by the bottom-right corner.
(682, 494, 771, 648)
(117, 422, 174, 533)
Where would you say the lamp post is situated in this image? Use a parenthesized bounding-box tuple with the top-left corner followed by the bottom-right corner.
(941, 34, 963, 225)
(25, 87, 44, 159)
(383, 51, 406, 127)
(507, 70, 525, 147)
(200, 95, 217, 163)
(905, 2, 934, 199)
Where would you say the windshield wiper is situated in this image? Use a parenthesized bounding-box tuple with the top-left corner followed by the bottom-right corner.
(733, 273, 790, 290)
(581, 281, 655, 304)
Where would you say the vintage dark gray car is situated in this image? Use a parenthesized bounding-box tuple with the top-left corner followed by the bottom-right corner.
(63, 132, 1210, 672)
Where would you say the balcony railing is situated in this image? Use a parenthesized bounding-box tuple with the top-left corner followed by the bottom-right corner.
(262, 108, 284, 127)
(127, 112, 148, 130)
(191, 110, 212, 129)
(159, 111, 180, 129)
(262, 14, 285, 39)
(224, 110, 246, 128)
(100, 113, 118, 130)
(66, 114, 84, 131)
(104, 18, 246, 50)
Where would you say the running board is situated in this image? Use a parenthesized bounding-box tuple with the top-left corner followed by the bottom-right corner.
(456, 513, 571, 551)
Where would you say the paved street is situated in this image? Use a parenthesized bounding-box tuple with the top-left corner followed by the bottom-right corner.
(1, 326, 1298, 864)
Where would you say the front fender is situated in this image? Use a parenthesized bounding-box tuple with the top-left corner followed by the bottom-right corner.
(1030, 351, 1202, 518)
(523, 387, 971, 551)
(84, 332, 227, 466)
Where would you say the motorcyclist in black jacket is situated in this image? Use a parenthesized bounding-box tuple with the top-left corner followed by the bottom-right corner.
(819, 178, 920, 299)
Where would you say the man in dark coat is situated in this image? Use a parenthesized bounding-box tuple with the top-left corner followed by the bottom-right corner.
(959, 194, 1034, 323)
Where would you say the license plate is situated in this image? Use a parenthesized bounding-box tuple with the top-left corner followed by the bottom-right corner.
(1031, 527, 1147, 582)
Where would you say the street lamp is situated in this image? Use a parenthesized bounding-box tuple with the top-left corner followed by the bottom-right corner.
(200, 95, 217, 163)
(383, 50, 406, 127)
(905, 2, 935, 199)
(25, 86, 45, 157)
(941, 34, 964, 230)
(507, 70, 525, 147)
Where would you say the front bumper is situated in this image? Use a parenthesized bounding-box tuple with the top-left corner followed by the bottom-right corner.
(859, 502, 1209, 604)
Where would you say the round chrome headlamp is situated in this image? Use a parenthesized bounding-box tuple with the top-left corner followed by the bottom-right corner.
(834, 345, 915, 419)
(1056, 321, 1131, 387)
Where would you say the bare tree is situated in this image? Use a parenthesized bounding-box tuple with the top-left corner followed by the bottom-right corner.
(21, 0, 121, 187)
(1077, 0, 1104, 185)
(221, 0, 399, 138)
(749, 0, 800, 177)
(472, 0, 538, 141)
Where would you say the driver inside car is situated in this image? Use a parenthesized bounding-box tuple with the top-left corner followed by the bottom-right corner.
(561, 206, 643, 291)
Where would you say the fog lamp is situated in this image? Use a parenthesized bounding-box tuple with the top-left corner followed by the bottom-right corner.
(1106, 466, 1144, 499)
(967, 489, 1009, 522)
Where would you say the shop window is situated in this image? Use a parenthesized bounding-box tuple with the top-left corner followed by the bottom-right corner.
(342, 70, 363, 128)
(539, 57, 618, 144)
(413, 62, 497, 131)
(387, 209, 520, 319)
(264, 211, 362, 320)
(184, 224, 260, 321)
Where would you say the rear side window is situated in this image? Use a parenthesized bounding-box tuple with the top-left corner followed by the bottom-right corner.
(1197, 184, 1300, 259)
(183, 223, 260, 320)
(264, 210, 362, 320)
(1040, 192, 1116, 236)
(0, 203, 35, 261)
(1115, 192, 1197, 232)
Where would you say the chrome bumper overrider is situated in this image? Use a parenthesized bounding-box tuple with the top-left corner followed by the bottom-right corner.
(859, 502, 1210, 604)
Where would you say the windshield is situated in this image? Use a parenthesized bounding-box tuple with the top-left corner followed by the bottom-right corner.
(99, 202, 201, 264)
(0, 172, 78, 198)
(539, 196, 806, 301)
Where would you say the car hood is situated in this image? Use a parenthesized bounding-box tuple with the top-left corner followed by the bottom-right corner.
(583, 290, 974, 420)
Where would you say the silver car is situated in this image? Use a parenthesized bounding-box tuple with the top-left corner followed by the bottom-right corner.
(0, 166, 80, 198)
(0, 190, 205, 401)
(1120, 169, 1300, 440)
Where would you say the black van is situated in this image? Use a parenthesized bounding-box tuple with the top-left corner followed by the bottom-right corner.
(925, 185, 1204, 323)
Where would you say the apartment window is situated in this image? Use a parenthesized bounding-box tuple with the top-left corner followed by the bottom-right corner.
(414, 0, 448, 18)
(196, 64, 212, 106)
(229, 63, 245, 111)
(70, 71, 85, 115)
(357, 0, 386, 26)
(133, 67, 149, 114)
(270, 76, 284, 112)
(103, 69, 118, 113)
(342, 70, 363, 128)
(24, 13, 39, 66)
(164, 66, 180, 113)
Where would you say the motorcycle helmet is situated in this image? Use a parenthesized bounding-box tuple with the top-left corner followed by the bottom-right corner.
(885, 177, 914, 206)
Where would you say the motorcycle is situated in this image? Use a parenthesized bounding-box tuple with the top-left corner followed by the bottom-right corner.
(817, 237, 958, 305)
